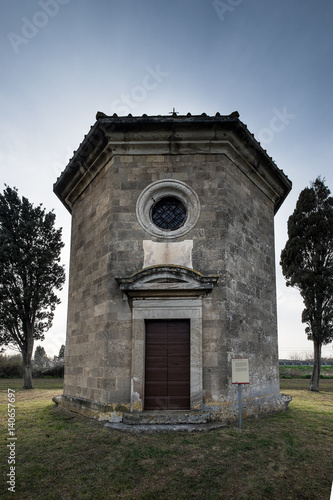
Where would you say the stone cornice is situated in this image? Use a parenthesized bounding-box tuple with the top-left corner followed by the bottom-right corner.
(53, 113, 292, 214)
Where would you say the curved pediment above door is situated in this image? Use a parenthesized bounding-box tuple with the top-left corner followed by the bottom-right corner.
(115, 265, 219, 298)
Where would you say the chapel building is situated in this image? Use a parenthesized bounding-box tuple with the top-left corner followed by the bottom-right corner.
(53, 111, 292, 424)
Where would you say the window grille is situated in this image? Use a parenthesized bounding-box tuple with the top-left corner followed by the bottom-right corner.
(151, 197, 187, 230)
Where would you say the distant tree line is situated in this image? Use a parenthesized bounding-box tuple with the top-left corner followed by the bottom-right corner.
(0, 344, 65, 378)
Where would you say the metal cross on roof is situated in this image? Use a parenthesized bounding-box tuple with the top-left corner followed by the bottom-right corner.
(169, 108, 178, 115)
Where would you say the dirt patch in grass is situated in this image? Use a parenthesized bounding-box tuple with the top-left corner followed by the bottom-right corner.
(0, 378, 332, 499)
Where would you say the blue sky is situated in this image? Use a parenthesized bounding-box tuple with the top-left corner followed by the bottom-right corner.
(1, 0, 333, 358)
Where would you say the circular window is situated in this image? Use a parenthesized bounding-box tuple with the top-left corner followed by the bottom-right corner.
(151, 196, 187, 231)
(136, 179, 200, 239)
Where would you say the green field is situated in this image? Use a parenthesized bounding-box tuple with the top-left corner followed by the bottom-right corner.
(279, 365, 333, 379)
(1, 378, 332, 500)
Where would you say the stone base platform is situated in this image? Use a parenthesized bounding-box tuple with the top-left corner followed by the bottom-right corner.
(52, 392, 292, 431)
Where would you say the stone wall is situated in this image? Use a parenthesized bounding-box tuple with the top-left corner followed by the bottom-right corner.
(64, 150, 279, 411)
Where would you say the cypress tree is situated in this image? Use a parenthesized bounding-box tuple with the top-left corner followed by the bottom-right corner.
(280, 178, 333, 391)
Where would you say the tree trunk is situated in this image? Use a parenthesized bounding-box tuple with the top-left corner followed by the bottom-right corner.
(22, 332, 34, 389)
(22, 356, 33, 389)
(309, 340, 321, 392)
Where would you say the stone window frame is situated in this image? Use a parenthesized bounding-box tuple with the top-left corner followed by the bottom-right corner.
(136, 179, 201, 239)
(130, 298, 203, 411)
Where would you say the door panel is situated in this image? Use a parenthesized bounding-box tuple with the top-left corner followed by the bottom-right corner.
(144, 320, 190, 410)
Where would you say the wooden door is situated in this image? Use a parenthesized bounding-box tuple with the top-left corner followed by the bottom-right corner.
(144, 320, 190, 410)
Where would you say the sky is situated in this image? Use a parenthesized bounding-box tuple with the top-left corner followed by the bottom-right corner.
(1, 0, 333, 359)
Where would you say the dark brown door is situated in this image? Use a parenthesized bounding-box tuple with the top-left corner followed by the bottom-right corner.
(144, 320, 190, 410)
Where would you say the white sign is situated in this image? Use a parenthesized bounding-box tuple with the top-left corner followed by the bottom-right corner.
(232, 358, 249, 384)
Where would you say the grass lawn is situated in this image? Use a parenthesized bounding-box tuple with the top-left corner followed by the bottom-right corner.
(1, 378, 332, 500)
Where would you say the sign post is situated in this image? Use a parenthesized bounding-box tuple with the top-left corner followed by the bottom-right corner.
(232, 358, 249, 430)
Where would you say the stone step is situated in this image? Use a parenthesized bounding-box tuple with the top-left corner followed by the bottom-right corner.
(122, 410, 211, 425)
(105, 422, 226, 433)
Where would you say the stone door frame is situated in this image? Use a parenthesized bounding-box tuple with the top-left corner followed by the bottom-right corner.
(130, 298, 203, 411)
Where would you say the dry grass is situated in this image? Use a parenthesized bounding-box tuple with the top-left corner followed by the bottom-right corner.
(0, 378, 332, 499)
